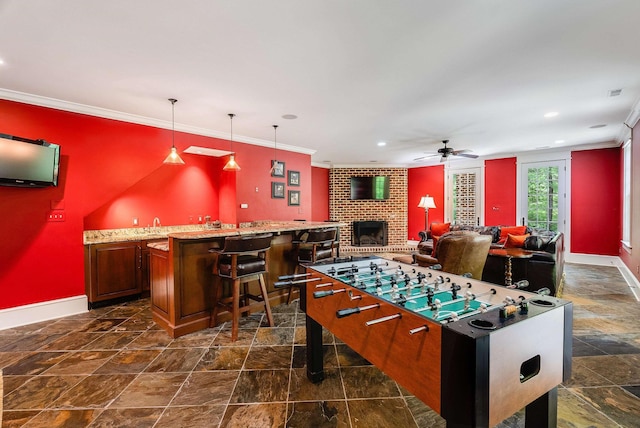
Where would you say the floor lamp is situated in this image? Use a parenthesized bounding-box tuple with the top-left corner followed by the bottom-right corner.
(418, 195, 436, 230)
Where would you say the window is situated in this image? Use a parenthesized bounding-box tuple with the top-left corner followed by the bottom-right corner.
(622, 139, 632, 248)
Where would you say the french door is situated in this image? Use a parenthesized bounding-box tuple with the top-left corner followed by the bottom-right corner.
(520, 161, 566, 233)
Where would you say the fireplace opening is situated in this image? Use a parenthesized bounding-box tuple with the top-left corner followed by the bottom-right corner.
(352, 221, 388, 246)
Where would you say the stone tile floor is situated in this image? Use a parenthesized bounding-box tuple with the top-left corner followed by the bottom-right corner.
(0, 262, 639, 427)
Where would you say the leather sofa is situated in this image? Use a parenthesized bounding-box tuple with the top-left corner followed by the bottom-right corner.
(417, 225, 564, 296)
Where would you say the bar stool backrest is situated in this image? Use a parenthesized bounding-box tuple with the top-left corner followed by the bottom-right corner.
(222, 233, 274, 254)
(305, 227, 337, 245)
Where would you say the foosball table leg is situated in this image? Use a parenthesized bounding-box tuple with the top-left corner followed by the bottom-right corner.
(306, 315, 324, 383)
(524, 387, 558, 428)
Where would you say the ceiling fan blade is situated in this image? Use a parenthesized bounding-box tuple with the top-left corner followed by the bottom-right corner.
(452, 149, 472, 155)
(413, 153, 439, 161)
(455, 153, 479, 159)
(440, 155, 447, 163)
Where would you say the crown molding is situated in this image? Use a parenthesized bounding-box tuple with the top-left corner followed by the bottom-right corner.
(0, 88, 316, 156)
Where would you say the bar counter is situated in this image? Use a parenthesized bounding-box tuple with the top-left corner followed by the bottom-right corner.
(150, 221, 343, 338)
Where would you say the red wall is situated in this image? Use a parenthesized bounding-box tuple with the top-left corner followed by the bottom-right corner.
(407, 165, 445, 240)
(485, 157, 517, 225)
(311, 167, 330, 221)
(571, 148, 621, 255)
(1, 99, 312, 310)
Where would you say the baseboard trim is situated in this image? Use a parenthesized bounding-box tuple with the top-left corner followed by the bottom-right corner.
(0, 295, 88, 330)
(565, 253, 620, 266)
(566, 253, 640, 301)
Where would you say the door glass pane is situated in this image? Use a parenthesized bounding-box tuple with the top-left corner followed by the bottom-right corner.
(526, 166, 559, 232)
(452, 171, 477, 226)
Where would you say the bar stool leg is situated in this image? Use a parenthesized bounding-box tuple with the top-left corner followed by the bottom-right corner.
(231, 278, 241, 341)
(210, 274, 223, 328)
(259, 273, 274, 327)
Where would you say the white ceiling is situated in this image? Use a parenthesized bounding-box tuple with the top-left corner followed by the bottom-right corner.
(1, 0, 639, 166)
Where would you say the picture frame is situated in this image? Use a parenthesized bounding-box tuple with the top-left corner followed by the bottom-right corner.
(288, 190, 300, 206)
(271, 182, 285, 199)
(271, 160, 285, 177)
(288, 170, 300, 186)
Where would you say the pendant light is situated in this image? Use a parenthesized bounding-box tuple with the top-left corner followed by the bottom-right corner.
(223, 113, 241, 171)
(269, 124, 281, 175)
(163, 98, 185, 165)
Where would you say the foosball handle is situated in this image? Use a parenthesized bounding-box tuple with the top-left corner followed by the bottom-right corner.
(536, 287, 551, 296)
(507, 279, 529, 290)
(429, 264, 442, 270)
(337, 307, 360, 318)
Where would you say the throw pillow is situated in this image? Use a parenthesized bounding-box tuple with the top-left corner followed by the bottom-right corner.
(504, 233, 530, 248)
(431, 235, 440, 257)
(498, 226, 528, 244)
(430, 222, 451, 237)
(524, 235, 546, 251)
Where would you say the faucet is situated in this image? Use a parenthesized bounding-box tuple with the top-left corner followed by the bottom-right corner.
(152, 217, 161, 230)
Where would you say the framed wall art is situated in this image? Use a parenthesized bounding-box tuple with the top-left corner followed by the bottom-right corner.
(272, 182, 285, 199)
(288, 190, 300, 206)
(288, 170, 300, 186)
(271, 160, 285, 177)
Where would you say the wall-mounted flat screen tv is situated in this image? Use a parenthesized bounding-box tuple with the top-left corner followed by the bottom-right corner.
(0, 133, 60, 187)
(350, 176, 390, 200)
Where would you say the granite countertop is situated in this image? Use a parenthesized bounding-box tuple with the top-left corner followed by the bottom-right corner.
(84, 221, 345, 245)
(83, 223, 235, 245)
(168, 221, 345, 240)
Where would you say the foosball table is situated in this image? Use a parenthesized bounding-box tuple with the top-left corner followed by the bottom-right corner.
(286, 256, 572, 428)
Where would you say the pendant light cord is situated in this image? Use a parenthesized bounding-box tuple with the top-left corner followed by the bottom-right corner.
(169, 98, 177, 149)
(228, 113, 235, 152)
(273, 124, 278, 161)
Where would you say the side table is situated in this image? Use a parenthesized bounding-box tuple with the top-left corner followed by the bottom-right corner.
(488, 248, 533, 287)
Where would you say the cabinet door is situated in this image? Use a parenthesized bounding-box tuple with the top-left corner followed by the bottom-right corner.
(87, 241, 142, 303)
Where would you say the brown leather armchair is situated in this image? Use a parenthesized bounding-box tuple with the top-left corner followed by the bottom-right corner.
(413, 231, 492, 280)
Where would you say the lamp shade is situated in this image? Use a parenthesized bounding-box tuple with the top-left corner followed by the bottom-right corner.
(418, 195, 436, 209)
(164, 147, 185, 165)
(223, 154, 241, 171)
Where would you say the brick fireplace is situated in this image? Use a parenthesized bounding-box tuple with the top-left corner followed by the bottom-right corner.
(329, 167, 409, 252)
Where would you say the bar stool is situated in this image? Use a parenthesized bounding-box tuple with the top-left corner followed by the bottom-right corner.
(287, 227, 338, 304)
(209, 233, 275, 341)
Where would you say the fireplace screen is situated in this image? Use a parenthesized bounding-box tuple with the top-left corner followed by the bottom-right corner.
(352, 221, 388, 246)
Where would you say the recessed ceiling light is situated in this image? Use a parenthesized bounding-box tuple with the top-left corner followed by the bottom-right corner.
(0, 58, 5, 65)
(369, 160, 378, 163)
(589, 124, 607, 129)
(377, 142, 386, 146)
(554, 140, 565, 144)
(544, 112, 559, 118)
(282, 114, 298, 120)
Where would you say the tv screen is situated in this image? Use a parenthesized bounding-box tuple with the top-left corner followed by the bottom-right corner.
(350, 176, 390, 200)
(0, 133, 60, 187)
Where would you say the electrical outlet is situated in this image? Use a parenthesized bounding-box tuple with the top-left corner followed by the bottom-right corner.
(47, 211, 65, 222)
(133, 217, 139, 226)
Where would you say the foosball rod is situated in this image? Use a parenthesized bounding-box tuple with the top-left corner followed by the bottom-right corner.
(377, 274, 461, 297)
(329, 260, 390, 276)
(273, 277, 322, 288)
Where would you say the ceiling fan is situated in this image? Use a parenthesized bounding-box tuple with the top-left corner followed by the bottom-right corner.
(414, 140, 479, 163)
